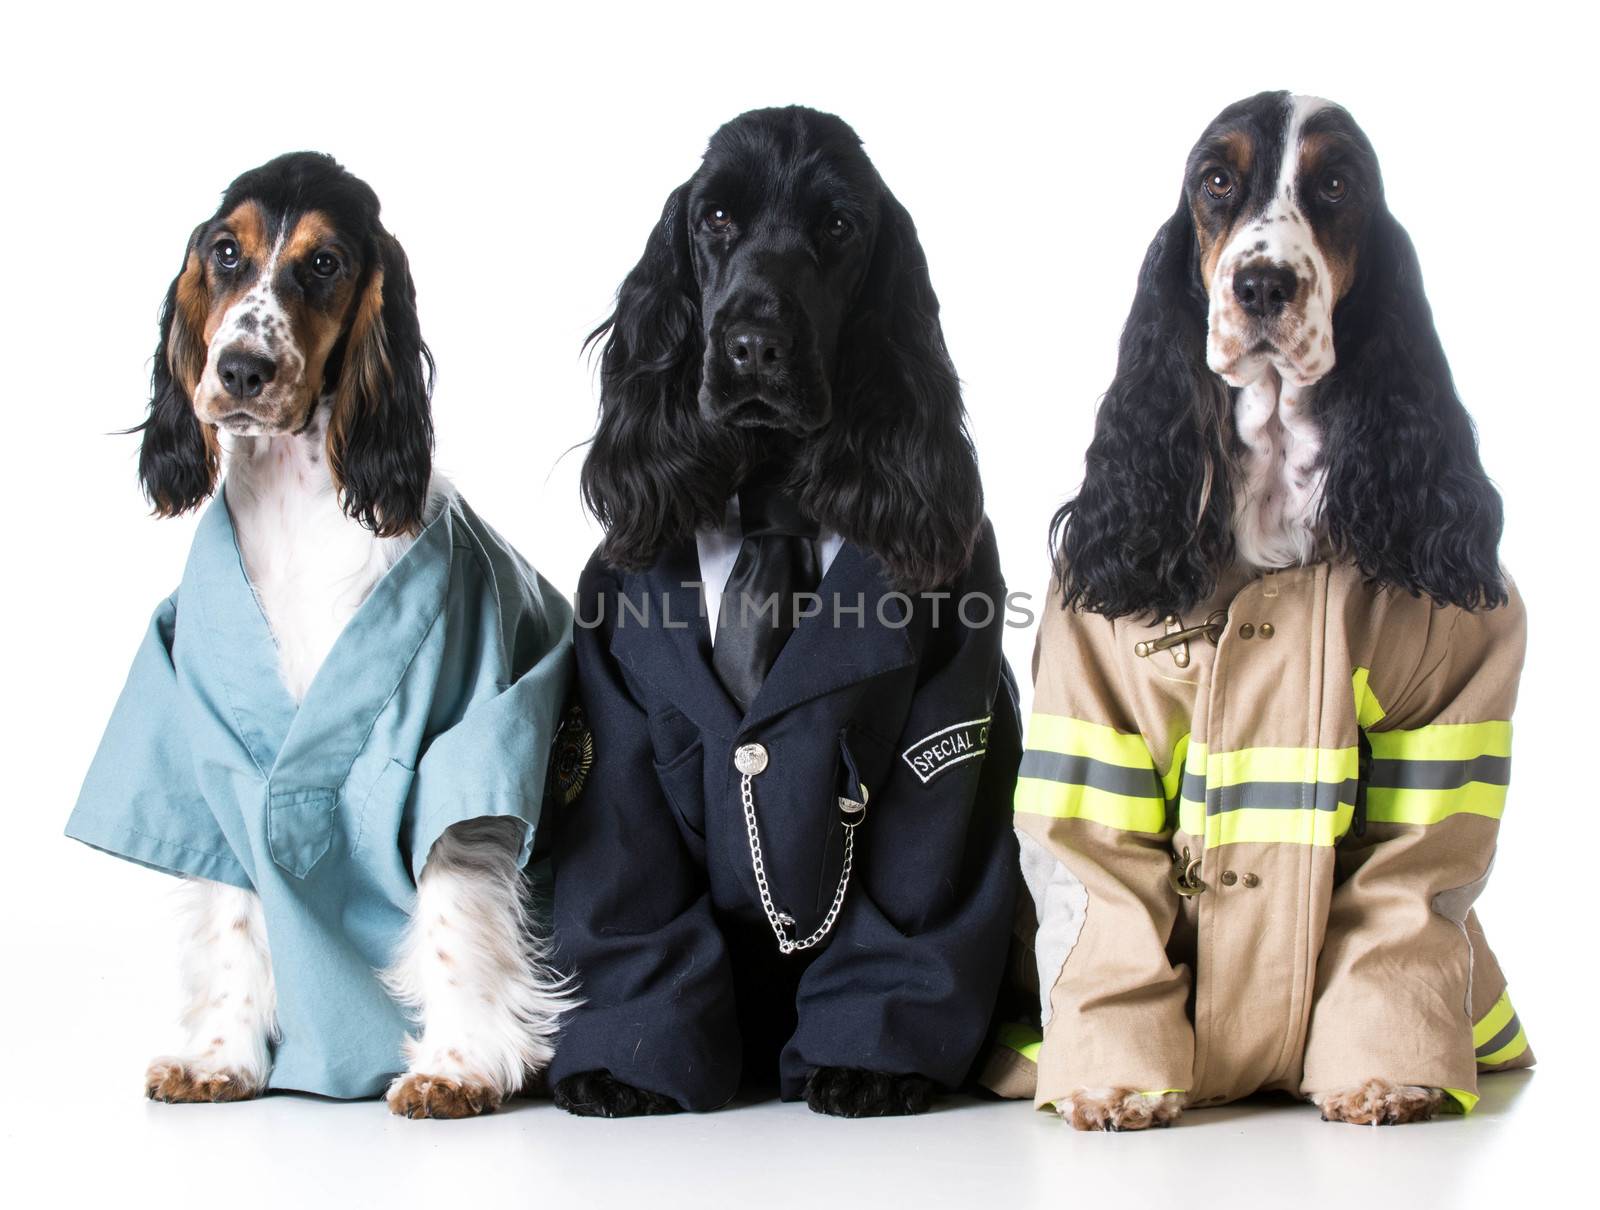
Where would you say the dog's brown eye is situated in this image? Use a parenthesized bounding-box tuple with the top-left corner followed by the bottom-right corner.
(214, 239, 240, 270)
(312, 251, 340, 278)
(705, 207, 732, 231)
(1203, 168, 1234, 200)
(824, 213, 852, 239)
(1319, 173, 1348, 203)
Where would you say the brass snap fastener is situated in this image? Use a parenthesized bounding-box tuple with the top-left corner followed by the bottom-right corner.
(1220, 870, 1238, 886)
(734, 743, 769, 776)
(1258, 623, 1275, 639)
(1242, 872, 1260, 888)
(1238, 623, 1255, 639)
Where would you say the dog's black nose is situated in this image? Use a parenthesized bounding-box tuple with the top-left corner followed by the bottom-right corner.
(1233, 263, 1298, 319)
(218, 349, 278, 399)
(725, 325, 792, 375)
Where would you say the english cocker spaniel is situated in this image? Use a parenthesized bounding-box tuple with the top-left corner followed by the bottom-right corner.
(1023, 92, 1526, 1131)
(70, 152, 575, 1117)
(549, 106, 1021, 1119)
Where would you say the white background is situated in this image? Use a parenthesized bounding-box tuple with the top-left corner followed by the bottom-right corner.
(2, 2, 1594, 1205)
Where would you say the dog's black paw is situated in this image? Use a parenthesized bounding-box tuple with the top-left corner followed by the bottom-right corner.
(551, 1070, 681, 1118)
(804, 1067, 938, 1117)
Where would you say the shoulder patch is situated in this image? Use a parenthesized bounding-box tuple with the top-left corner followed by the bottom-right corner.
(547, 705, 594, 807)
(901, 716, 991, 785)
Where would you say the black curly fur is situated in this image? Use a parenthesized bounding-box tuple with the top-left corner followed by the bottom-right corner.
(551, 1070, 682, 1118)
(1052, 98, 1505, 618)
(579, 106, 983, 593)
(804, 1067, 938, 1118)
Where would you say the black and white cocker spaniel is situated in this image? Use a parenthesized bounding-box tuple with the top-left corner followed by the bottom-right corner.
(1054, 90, 1504, 616)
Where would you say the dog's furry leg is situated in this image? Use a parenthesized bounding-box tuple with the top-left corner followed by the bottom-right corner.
(804, 1067, 939, 1117)
(1057, 1088, 1187, 1131)
(146, 878, 276, 1103)
(1313, 1080, 1446, 1125)
(384, 817, 577, 1119)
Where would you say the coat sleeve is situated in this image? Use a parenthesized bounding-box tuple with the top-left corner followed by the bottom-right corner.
(547, 560, 741, 1111)
(785, 529, 1021, 1093)
(1018, 586, 1194, 1108)
(65, 595, 253, 889)
(404, 571, 574, 878)
(1301, 581, 1529, 1110)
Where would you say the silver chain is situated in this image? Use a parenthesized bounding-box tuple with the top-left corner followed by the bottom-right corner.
(740, 767, 865, 955)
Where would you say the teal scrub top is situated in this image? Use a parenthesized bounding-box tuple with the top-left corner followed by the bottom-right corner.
(66, 487, 574, 1099)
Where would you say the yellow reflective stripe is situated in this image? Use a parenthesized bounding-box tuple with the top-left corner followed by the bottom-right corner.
(996, 1022, 1042, 1063)
(1026, 713, 1155, 768)
(1443, 1088, 1479, 1114)
(1201, 804, 1354, 847)
(1477, 1026, 1529, 1068)
(1014, 777, 1167, 832)
(1352, 667, 1386, 727)
(1367, 721, 1512, 762)
(1473, 991, 1516, 1049)
(1207, 745, 1359, 787)
(1136, 1089, 1186, 1098)
(1161, 733, 1190, 802)
(1366, 781, 1507, 825)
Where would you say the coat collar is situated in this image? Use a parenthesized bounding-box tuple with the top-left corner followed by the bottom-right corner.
(609, 539, 916, 739)
(180, 488, 455, 788)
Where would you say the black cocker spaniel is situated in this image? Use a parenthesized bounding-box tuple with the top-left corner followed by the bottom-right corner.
(579, 105, 983, 593)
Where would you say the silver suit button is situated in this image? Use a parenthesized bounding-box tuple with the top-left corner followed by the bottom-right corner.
(734, 743, 769, 776)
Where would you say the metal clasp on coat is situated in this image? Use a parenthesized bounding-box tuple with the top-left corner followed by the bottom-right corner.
(1169, 846, 1206, 897)
(1135, 611, 1228, 669)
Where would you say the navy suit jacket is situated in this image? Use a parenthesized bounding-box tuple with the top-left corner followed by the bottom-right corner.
(550, 521, 1021, 1109)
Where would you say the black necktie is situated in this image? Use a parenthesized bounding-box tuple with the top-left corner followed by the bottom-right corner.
(712, 485, 821, 713)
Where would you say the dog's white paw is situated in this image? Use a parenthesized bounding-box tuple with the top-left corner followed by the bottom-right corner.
(1057, 1088, 1186, 1131)
(145, 1056, 264, 1103)
(387, 1071, 502, 1119)
(1313, 1079, 1445, 1125)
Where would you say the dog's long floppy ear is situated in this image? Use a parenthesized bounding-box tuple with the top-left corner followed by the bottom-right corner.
(1050, 196, 1234, 619)
(580, 183, 725, 568)
(803, 190, 983, 592)
(137, 226, 219, 516)
(1315, 208, 1505, 609)
(328, 230, 435, 538)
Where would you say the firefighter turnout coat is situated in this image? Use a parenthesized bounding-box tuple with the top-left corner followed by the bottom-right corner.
(990, 561, 1532, 1113)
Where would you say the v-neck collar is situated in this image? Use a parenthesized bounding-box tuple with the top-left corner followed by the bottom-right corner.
(180, 489, 455, 789)
(610, 539, 916, 739)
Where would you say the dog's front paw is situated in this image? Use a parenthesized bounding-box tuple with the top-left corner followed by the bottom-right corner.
(552, 1070, 681, 1118)
(804, 1067, 938, 1117)
(1314, 1080, 1445, 1125)
(1057, 1088, 1185, 1131)
(145, 1058, 264, 1104)
(387, 1072, 502, 1119)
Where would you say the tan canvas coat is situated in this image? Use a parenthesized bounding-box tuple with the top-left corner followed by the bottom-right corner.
(984, 562, 1533, 1111)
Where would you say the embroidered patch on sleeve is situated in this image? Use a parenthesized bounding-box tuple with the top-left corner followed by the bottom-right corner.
(901, 716, 992, 785)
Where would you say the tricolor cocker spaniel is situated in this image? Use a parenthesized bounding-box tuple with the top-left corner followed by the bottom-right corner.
(1036, 91, 1519, 1129)
(91, 152, 575, 1116)
(1057, 90, 1503, 613)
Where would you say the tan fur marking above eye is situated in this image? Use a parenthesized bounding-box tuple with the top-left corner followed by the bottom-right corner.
(220, 201, 268, 264)
(283, 211, 336, 261)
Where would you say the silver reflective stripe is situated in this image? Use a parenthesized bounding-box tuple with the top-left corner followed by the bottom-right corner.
(1476, 1014, 1523, 1059)
(1180, 771, 1355, 814)
(1017, 751, 1162, 799)
(1368, 754, 1510, 791)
